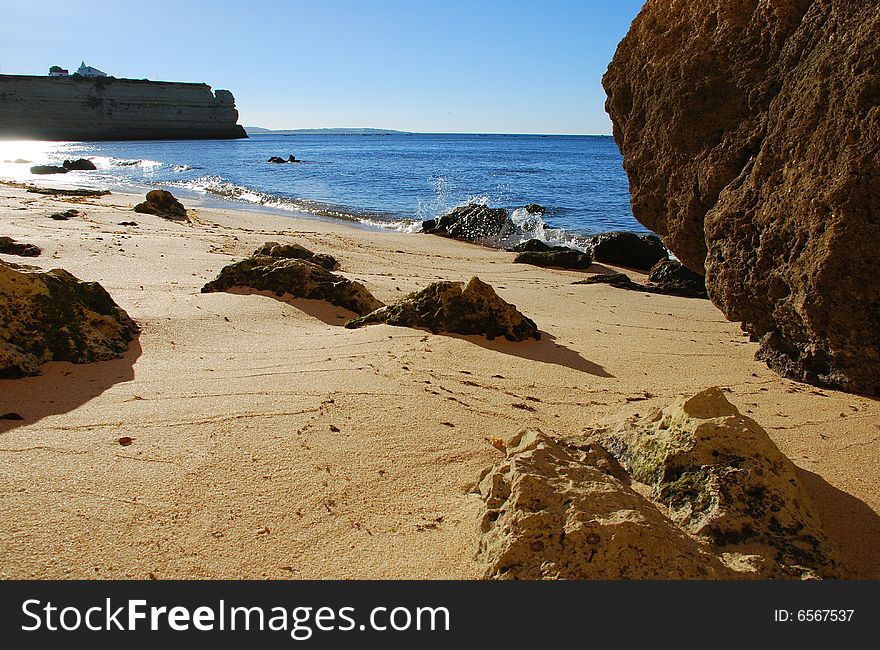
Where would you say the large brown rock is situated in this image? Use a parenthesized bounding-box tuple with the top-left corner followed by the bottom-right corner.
(603, 1, 880, 394)
(0, 261, 137, 378)
(133, 190, 187, 221)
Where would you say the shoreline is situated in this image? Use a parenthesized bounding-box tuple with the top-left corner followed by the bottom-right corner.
(1, 185, 878, 579)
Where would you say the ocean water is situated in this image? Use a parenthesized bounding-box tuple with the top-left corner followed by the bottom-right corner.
(0, 133, 644, 249)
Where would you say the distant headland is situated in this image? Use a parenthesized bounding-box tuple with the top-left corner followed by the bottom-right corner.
(0, 65, 247, 141)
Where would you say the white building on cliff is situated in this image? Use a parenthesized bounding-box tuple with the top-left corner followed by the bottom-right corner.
(76, 62, 107, 78)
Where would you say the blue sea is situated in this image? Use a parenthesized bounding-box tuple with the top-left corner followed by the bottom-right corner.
(0, 133, 644, 249)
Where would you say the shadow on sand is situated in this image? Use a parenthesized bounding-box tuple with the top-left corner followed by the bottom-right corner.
(220, 287, 359, 326)
(0, 338, 142, 435)
(447, 331, 613, 377)
(214, 290, 611, 376)
(797, 466, 880, 579)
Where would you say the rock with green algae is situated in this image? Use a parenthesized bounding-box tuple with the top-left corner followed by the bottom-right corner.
(252, 241, 339, 271)
(475, 429, 735, 579)
(201, 256, 382, 316)
(0, 260, 138, 378)
(594, 387, 850, 579)
(344, 276, 540, 342)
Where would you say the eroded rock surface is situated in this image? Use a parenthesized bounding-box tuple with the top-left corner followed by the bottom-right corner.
(345, 276, 540, 342)
(253, 241, 339, 271)
(597, 387, 849, 579)
(0, 261, 137, 378)
(476, 389, 849, 580)
(476, 429, 733, 579)
(201, 256, 382, 315)
(603, 1, 880, 394)
(133, 190, 188, 221)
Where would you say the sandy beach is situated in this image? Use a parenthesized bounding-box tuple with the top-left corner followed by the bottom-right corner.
(1, 183, 878, 579)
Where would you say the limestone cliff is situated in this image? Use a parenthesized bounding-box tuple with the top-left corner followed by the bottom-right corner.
(603, 1, 879, 394)
(0, 75, 246, 140)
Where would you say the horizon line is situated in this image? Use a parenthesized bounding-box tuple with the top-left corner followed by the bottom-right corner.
(244, 126, 614, 137)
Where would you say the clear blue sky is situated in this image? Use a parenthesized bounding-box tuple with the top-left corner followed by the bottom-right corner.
(0, 0, 644, 134)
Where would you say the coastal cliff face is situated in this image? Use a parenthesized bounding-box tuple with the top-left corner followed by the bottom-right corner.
(0, 75, 246, 140)
(603, 0, 880, 394)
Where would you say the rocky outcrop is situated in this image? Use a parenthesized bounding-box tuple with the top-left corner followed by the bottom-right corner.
(0, 261, 137, 378)
(201, 257, 382, 316)
(476, 389, 849, 580)
(511, 240, 592, 270)
(476, 429, 733, 579)
(133, 190, 187, 221)
(252, 241, 339, 271)
(29, 165, 67, 175)
(422, 205, 515, 242)
(596, 388, 849, 579)
(603, 1, 880, 394)
(345, 277, 540, 342)
(587, 231, 668, 271)
(62, 158, 97, 171)
(523, 204, 546, 215)
(0, 74, 247, 140)
(0, 237, 40, 257)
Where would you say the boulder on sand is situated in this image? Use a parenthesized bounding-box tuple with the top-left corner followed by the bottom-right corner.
(0, 260, 138, 378)
(345, 276, 540, 342)
(0, 237, 40, 257)
(594, 387, 849, 579)
(587, 231, 668, 271)
(511, 239, 592, 270)
(133, 190, 188, 221)
(647, 259, 707, 299)
(422, 204, 515, 242)
(201, 256, 382, 316)
(475, 388, 849, 580)
(252, 241, 339, 271)
(476, 429, 733, 579)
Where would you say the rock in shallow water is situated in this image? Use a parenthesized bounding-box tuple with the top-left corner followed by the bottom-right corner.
(62, 158, 97, 171)
(422, 204, 515, 242)
(476, 389, 849, 579)
(603, 0, 880, 394)
(201, 256, 382, 316)
(0, 261, 138, 378)
(345, 276, 540, 342)
(29, 165, 68, 175)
